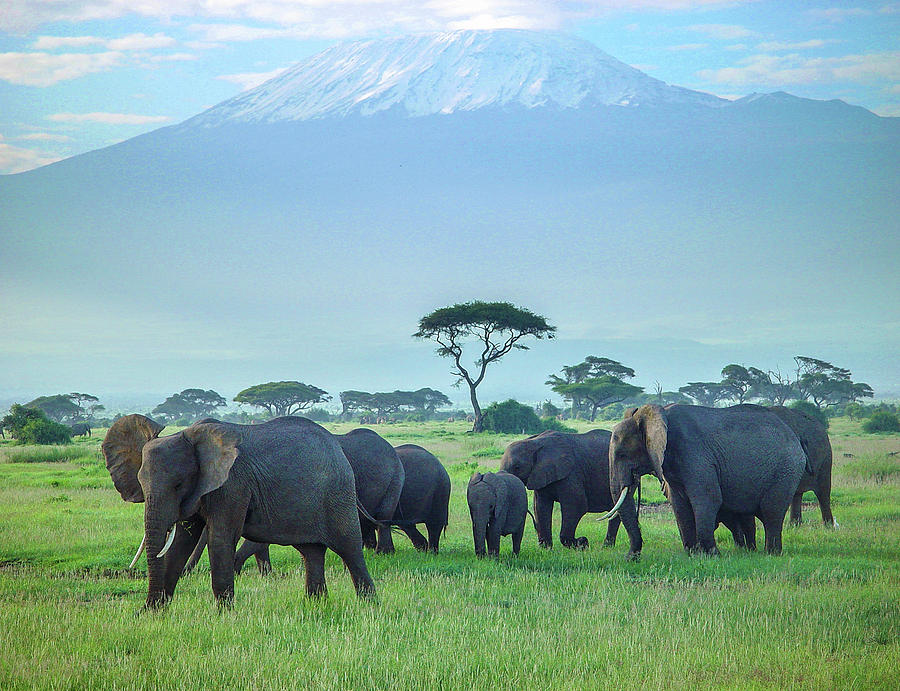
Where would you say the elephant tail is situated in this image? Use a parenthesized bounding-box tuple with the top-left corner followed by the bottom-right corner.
(356, 499, 392, 527)
(526, 508, 538, 533)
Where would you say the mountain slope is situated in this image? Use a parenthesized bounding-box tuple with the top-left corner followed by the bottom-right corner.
(186, 30, 724, 127)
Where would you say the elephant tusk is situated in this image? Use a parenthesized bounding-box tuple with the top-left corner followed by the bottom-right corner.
(597, 487, 630, 522)
(156, 526, 177, 558)
(129, 534, 146, 568)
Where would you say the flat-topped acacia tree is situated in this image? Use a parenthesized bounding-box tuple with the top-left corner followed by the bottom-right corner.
(234, 381, 331, 418)
(414, 301, 555, 432)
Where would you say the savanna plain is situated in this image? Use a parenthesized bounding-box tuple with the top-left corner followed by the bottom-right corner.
(0, 418, 897, 690)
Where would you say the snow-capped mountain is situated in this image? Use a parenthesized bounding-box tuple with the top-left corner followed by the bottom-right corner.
(187, 30, 725, 126)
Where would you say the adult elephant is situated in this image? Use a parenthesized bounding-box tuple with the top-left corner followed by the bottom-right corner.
(191, 427, 405, 575)
(768, 406, 835, 527)
(606, 404, 806, 555)
(69, 422, 91, 437)
(391, 444, 450, 553)
(500, 429, 642, 559)
(102, 414, 375, 609)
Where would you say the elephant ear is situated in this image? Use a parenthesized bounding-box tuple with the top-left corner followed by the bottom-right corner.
(527, 438, 576, 490)
(633, 405, 668, 476)
(102, 414, 165, 503)
(623, 407, 639, 419)
(181, 422, 241, 517)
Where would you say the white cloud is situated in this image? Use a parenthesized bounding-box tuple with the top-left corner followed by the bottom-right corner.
(149, 52, 198, 62)
(755, 39, 830, 52)
(106, 33, 177, 51)
(33, 36, 105, 50)
(807, 7, 872, 22)
(698, 51, 900, 87)
(668, 43, 708, 52)
(687, 24, 756, 40)
(48, 112, 172, 124)
(18, 133, 73, 141)
(0, 1, 759, 34)
(217, 68, 289, 91)
(0, 51, 123, 86)
(0, 135, 61, 174)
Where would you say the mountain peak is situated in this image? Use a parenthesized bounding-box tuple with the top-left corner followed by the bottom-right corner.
(186, 29, 725, 127)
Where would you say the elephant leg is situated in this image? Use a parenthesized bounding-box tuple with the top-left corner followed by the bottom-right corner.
(360, 516, 377, 550)
(511, 525, 524, 557)
(691, 497, 721, 556)
(717, 511, 745, 548)
(163, 518, 205, 597)
(182, 523, 208, 576)
(602, 514, 621, 548)
(234, 539, 267, 575)
(790, 493, 803, 526)
(375, 524, 395, 554)
(207, 523, 241, 607)
(253, 544, 272, 575)
(329, 537, 376, 600)
(402, 525, 429, 551)
(533, 491, 554, 548)
(295, 544, 327, 598)
(486, 521, 502, 558)
(740, 514, 757, 551)
(667, 483, 698, 551)
(425, 522, 443, 554)
(616, 493, 643, 560)
(815, 473, 835, 528)
(758, 507, 786, 555)
(559, 501, 588, 550)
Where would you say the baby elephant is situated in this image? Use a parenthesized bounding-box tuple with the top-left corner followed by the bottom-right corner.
(467, 471, 528, 558)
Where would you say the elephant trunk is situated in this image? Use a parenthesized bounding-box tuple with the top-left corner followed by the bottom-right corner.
(143, 498, 175, 608)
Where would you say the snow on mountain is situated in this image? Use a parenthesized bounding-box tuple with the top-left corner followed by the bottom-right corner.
(187, 30, 726, 127)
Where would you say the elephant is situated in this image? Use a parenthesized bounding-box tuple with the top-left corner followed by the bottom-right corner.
(69, 422, 91, 437)
(499, 430, 642, 558)
(606, 404, 806, 555)
(390, 444, 451, 553)
(467, 471, 528, 557)
(768, 406, 835, 527)
(184, 427, 405, 575)
(102, 414, 375, 609)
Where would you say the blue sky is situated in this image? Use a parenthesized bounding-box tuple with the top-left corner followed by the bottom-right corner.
(1, 1, 898, 174)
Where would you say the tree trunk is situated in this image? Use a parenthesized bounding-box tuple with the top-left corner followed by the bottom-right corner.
(469, 383, 483, 433)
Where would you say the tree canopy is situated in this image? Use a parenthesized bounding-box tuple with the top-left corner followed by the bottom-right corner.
(547, 357, 640, 420)
(414, 301, 554, 432)
(23, 393, 103, 423)
(339, 388, 451, 418)
(152, 388, 227, 423)
(234, 381, 331, 417)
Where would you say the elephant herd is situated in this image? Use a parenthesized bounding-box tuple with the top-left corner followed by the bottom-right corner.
(102, 403, 833, 610)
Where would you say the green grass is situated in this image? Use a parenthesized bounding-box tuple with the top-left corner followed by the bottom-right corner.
(0, 419, 898, 689)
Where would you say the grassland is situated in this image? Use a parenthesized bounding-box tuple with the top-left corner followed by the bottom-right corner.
(0, 418, 898, 689)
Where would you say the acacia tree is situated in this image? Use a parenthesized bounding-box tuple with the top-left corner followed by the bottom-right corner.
(152, 388, 227, 423)
(414, 301, 555, 432)
(234, 381, 331, 417)
(720, 364, 770, 404)
(678, 381, 731, 407)
(548, 357, 641, 420)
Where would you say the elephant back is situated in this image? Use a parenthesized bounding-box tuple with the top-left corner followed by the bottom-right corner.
(338, 428, 404, 521)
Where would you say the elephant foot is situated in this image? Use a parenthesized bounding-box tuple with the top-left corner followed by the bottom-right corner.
(789, 519, 802, 528)
(143, 592, 171, 612)
(624, 550, 641, 562)
(374, 546, 395, 555)
(258, 560, 272, 576)
(602, 538, 616, 548)
(538, 540, 552, 549)
(564, 537, 589, 550)
(362, 539, 378, 551)
(215, 592, 235, 610)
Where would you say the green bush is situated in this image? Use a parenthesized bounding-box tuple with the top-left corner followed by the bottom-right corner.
(788, 400, 829, 429)
(539, 417, 577, 433)
(481, 400, 576, 434)
(481, 400, 542, 434)
(18, 418, 73, 445)
(862, 411, 900, 433)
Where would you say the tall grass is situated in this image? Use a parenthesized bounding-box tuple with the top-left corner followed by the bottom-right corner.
(0, 419, 897, 689)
